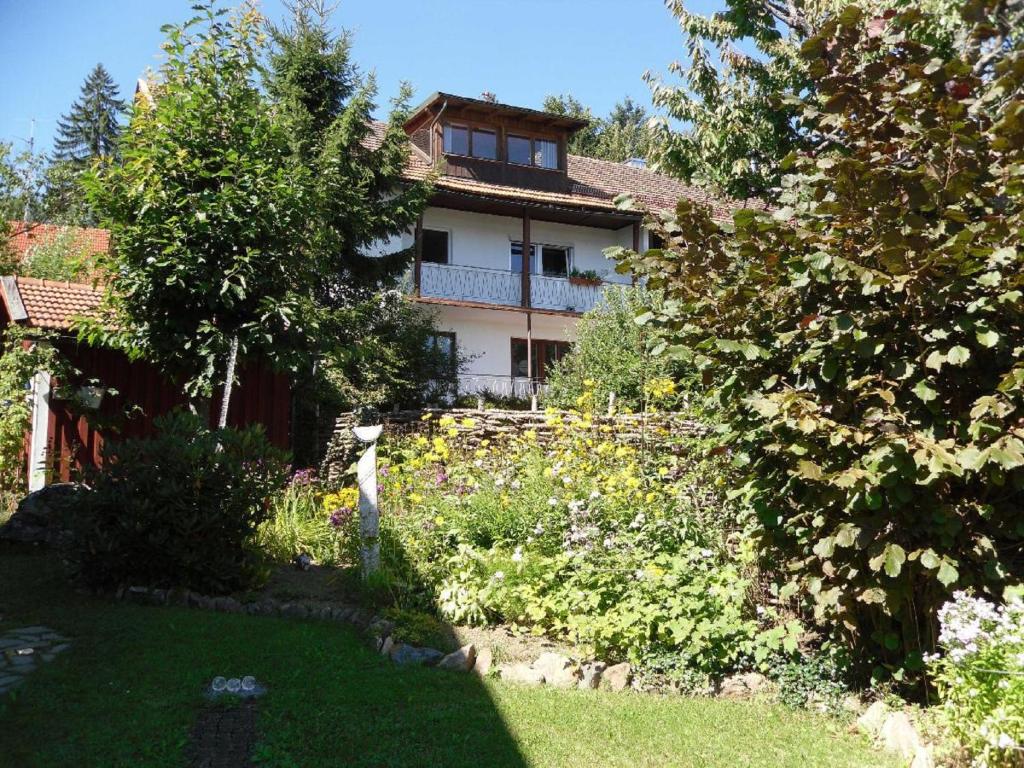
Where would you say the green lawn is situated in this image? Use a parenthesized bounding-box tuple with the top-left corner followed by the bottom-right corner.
(0, 546, 892, 767)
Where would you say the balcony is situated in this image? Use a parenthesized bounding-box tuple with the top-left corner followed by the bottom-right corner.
(417, 262, 625, 314)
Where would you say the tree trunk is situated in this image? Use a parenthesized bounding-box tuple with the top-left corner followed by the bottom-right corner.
(217, 334, 239, 429)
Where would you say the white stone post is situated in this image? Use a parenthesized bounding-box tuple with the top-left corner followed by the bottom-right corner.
(352, 424, 383, 578)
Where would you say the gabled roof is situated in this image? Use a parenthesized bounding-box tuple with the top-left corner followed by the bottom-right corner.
(7, 222, 110, 259)
(0, 276, 102, 331)
(367, 122, 759, 221)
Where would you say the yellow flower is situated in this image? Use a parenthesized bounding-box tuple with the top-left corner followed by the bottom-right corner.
(461, 417, 476, 428)
(421, 412, 433, 421)
(408, 492, 424, 504)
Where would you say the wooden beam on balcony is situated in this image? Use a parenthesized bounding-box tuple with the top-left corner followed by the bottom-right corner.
(521, 210, 531, 308)
(632, 220, 641, 252)
(413, 216, 423, 297)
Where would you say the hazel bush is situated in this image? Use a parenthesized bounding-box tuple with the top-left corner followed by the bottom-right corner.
(928, 589, 1024, 767)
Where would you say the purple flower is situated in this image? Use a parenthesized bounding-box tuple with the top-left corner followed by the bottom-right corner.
(379, 465, 390, 477)
(289, 468, 317, 487)
(435, 471, 448, 486)
(329, 507, 353, 528)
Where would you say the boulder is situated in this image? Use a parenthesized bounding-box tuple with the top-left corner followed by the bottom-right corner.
(379, 636, 394, 656)
(0, 483, 82, 544)
(498, 663, 546, 686)
(579, 661, 607, 690)
(473, 647, 494, 677)
(911, 746, 935, 768)
(389, 644, 444, 667)
(880, 712, 922, 760)
(601, 662, 632, 692)
(718, 672, 769, 699)
(856, 701, 889, 737)
(438, 644, 477, 672)
(532, 652, 578, 688)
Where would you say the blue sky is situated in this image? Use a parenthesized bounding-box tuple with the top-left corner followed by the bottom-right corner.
(0, 0, 721, 156)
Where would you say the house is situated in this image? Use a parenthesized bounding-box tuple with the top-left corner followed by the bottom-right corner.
(370, 92, 740, 398)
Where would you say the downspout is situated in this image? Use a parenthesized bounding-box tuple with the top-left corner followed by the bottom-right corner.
(428, 99, 449, 160)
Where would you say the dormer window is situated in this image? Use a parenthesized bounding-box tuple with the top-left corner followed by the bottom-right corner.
(472, 128, 497, 160)
(443, 124, 469, 155)
(507, 134, 560, 170)
(443, 123, 498, 160)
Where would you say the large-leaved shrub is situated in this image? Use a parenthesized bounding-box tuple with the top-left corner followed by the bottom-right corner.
(619, 4, 1024, 676)
(65, 410, 288, 592)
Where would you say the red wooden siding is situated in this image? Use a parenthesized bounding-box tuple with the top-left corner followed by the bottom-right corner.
(42, 340, 290, 483)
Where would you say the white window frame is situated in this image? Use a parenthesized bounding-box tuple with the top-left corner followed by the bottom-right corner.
(509, 240, 573, 276)
(421, 227, 453, 265)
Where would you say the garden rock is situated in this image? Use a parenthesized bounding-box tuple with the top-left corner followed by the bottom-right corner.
(532, 652, 578, 688)
(911, 746, 935, 768)
(856, 701, 889, 736)
(473, 647, 493, 677)
(438, 644, 477, 672)
(499, 663, 546, 686)
(0, 483, 82, 543)
(879, 712, 922, 760)
(579, 661, 606, 690)
(601, 662, 632, 692)
(718, 672, 768, 699)
(389, 644, 443, 667)
(379, 636, 394, 656)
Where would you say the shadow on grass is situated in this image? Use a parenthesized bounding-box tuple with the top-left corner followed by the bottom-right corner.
(0, 543, 530, 768)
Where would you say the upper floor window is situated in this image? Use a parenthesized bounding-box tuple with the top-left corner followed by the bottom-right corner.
(422, 229, 450, 264)
(472, 128, 497, 160)
(535, 139, 558, 169)
(507, 134, 560, 169)
(507, 135, 532, 165)
(443, 123, 498, 160)
(443, 124, 469, 156)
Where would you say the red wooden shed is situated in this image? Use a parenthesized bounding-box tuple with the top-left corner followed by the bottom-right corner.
(0, 274, 291, 491)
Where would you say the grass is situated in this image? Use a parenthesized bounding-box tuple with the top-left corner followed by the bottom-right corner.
(0, 545, 893, 767)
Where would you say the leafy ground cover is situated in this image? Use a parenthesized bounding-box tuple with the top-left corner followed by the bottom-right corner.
(0, 546, 891, 768)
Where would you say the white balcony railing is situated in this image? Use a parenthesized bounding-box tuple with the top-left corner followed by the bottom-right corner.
(419, 262, 627, 313)
(420, 262, 522, 306)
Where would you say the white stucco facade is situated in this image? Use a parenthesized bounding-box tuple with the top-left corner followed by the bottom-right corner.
(372, 205, 646, 398)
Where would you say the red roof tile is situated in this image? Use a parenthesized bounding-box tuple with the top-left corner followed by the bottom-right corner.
(0, 276, 103, 331)
(7, 221, 110, 259)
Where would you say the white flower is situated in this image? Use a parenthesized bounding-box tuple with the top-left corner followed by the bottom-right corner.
(474, 459, 484, 468)
(533, 522, 544, 535)
(548, 497, 558, 507)
(493, 570, 505, 581)
(495, 477, 505, 487)
(997, 734, 1016, 750)
(589, 490, 601, 500)
(511, 546, 523, 563)
(700, 548, 713, 558)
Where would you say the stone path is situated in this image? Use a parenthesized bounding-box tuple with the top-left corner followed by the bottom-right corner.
(185, 701, 258, 768)
(0, 625, 71, 697)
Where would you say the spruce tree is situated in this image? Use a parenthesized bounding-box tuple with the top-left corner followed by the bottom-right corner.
(267, 0, 430, 300)
(54, 64, 126, 164)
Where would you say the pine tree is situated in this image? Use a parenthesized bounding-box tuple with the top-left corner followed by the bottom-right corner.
(54, 64, 126, 164)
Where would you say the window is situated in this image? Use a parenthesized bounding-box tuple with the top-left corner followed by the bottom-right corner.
(507, 135, 532, 165)
(510, 241, 535, 273)
(443, 124, 469, 155)
(511, 338, 571, 380)
(540, 246, 570, 277)
(426, 331, 456, 371)
(647, 231, 665, 251)
(471, 128, 497, 160)
(511, 242, 571, 276)
(535, 139, 558, 169)
(421, 229, 449, 265)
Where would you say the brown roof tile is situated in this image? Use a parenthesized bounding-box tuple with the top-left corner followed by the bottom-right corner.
(1, 276, 103, 330)
(367, 121, 762, 220)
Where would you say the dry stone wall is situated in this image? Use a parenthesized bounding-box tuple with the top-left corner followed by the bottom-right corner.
(320, 407, 708, 483)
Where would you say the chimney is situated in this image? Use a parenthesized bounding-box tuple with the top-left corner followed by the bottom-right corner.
(481, 91, 497, 103)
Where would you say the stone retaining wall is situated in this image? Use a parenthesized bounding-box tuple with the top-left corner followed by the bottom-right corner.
(321, 407, 708, 484)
